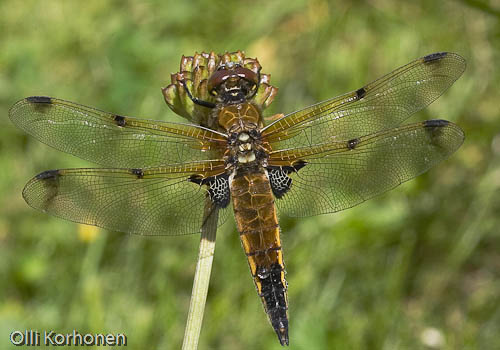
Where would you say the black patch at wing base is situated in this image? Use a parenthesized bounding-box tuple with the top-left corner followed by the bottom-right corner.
(268, 167, 292, 199)
(207, 174, 231, 208)
(268, 161, 307, 199)
(189, 173, 231, 208)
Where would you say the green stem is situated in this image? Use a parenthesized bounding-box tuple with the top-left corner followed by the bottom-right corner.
(181, 200, 218, 350)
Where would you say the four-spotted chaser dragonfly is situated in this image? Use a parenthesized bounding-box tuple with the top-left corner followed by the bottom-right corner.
(9, 51, 465, 346)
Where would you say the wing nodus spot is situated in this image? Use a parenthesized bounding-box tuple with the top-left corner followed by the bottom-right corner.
(347, 138, 359, 150)
(114, 115, 126, 127)
(355, 87, 366, 99)
(423, 52, 447, 63)
(131, 168, 144, 179)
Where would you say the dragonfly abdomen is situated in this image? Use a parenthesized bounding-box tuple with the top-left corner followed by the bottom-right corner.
(230, 171, 289, 346)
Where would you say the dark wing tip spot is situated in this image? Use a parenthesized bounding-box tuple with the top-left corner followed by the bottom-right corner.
(355, 87, 366, 99)
(36, 169, 60, 180)
(26, 96, 52, 104)
(347, 138, 359, 150)
(131, 168, 144, 178)
(423, 52, 447, 63)
(114, 115, 126, 126)
(424, 119, 449, 128)
(424, 119, 452, 141)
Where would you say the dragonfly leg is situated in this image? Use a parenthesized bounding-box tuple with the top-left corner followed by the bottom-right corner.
(179, 80, 216, 109)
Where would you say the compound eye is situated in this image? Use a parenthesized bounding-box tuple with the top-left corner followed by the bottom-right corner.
(233, 67, 259, 86)
(207, 66, 259, 96)
(207, 69, 230, 95)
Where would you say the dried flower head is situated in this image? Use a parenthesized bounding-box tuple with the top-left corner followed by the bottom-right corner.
(162, 51, 278, 127)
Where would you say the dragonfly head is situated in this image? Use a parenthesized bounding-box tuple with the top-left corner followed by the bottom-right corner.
(208, 63, 259, 104)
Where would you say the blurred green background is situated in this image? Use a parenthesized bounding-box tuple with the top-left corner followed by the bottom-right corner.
(1, 1, 499, 349)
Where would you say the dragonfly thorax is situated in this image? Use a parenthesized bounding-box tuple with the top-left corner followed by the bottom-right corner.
(236, 132, 257, 164)
(224, 127, 270, 173)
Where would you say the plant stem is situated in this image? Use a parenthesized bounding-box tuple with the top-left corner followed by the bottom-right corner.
(181, 200, 218, 350)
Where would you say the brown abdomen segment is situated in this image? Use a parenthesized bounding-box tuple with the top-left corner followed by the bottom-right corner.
(230, 171, 289, 346)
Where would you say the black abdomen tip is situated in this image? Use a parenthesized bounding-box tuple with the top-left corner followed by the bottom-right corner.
(275, 324, 289, 346)
(26, 96, 52, 104)
(423, 52, 447, 63)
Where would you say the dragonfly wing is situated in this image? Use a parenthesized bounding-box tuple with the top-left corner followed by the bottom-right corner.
(262, 52, 466, 148)
(269, 120, 464, 217)
(22, 161, 230, 235)
(9, 97, 227, 168)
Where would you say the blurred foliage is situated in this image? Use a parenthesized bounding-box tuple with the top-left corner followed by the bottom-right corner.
(1, 0, 500, 349)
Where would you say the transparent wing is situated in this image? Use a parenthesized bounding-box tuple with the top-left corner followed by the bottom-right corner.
(270, 120, 464, 217)
(9, 96, 227, 168)
(262, 52, 466, 148)
(22, 161, 229, 235)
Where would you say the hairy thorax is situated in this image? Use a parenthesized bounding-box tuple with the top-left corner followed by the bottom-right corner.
(217, 102, 271, 175)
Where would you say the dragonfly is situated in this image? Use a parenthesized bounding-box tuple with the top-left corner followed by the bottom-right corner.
(9, 51, 466, 346)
